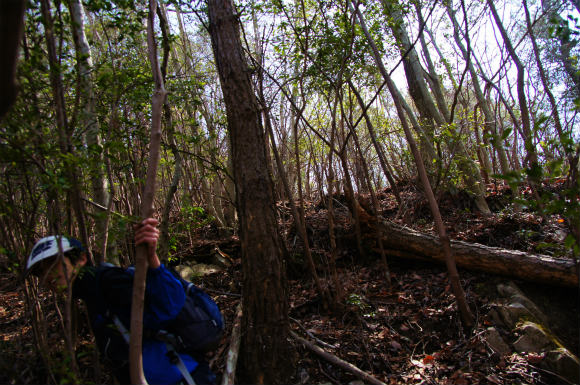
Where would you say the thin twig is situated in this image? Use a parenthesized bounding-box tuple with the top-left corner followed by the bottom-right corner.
(290, 317, 338, 350)
(290, 330, 388, 385)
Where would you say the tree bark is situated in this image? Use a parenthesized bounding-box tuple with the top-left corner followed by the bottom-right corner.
(207, 1, 292, 383)
(221, 303, 243, 385)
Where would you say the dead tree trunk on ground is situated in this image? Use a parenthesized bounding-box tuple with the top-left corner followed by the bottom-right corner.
(358, 217, 578, 288)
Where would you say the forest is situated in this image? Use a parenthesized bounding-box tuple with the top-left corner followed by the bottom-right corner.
(0, 0, 579, 384)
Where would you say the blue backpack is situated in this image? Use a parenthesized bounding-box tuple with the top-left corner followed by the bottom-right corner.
(96, 264, 224, 357)
(160, 271, 225, 355)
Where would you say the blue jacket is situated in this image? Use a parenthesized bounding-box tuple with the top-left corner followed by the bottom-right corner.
(73, 264, 198, 385)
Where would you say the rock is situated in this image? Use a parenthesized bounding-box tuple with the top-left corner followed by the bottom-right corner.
(512, 322, 556, 353)
(542, 348, 580, 384)
(175, 264, 194, 281)
(175, 263, 221, 280)
(191, 263, 221, 277)
(490, 302, 535, 329)
(496, 283, 548, 324)
(483, 327, 511, 355)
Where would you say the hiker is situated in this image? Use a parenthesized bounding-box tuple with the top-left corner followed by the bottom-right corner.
(25, 218, 217, 385)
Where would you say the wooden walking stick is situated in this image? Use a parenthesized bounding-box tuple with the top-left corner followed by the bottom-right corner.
(129, 0, 167, 383)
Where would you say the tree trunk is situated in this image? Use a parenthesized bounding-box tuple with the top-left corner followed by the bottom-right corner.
(326, 109, 344, 306)
(380, 0, 446, 127)
(473, 105, 491, 184)
(347, 114, 392, 287)
(263, 89, 327, 302)
(414, 2, 451, 123)
(207, 1, 292, 383)
(157, 2, 182, 260)
(380, 0, 489, 214)
(68, 0, 109, 264)
(487, 0, 538, 169)
(40, 0, 92, 264)
(0, 0, 25, 119)
(348, 80, 401, 205)
(349, 1, 437, 166)
(338, 140, 366, 260)
(445, 3, 510, 176)
(523, 0, 575, 172)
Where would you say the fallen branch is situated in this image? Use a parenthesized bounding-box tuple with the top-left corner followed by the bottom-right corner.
(221, 303, 242, 385)
(290, 317, 338, 350)
(290, 331, 387, 385)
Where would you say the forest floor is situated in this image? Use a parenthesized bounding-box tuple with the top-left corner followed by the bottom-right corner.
(0, 180, 578, 385)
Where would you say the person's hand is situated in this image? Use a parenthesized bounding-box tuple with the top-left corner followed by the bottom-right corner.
(134, 218, 161, 268)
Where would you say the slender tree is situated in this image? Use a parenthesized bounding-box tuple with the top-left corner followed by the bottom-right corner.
(445, 2, 511, 176)
(487, 0, 538, 169)
(129, 0, 167, 383)
(68, 0, 109, 264)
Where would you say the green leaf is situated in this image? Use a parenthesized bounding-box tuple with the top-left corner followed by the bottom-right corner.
(501, 127, 513, 140)
(525, 164, 543, 181)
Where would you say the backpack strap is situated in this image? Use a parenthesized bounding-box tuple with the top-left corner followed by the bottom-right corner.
(110, 312, 130, 344)
(109, 313, 197, 385)
(165, 343, 197, 385)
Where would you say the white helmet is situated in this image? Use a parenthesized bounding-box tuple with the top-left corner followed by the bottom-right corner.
(26, 236, 83, 273)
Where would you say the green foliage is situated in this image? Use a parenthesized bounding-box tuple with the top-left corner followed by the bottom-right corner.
(167, 206, 215, 256)
(496, 114, 580, 257)
(0, 247, 20, 275)
(50, 353, 81, 385)
(346, 293, 375, 317)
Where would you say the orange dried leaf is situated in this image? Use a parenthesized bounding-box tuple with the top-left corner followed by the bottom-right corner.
(423, 355, 435, 364)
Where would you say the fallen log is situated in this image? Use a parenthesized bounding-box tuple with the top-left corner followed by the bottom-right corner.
(367, 220, 578, 288)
